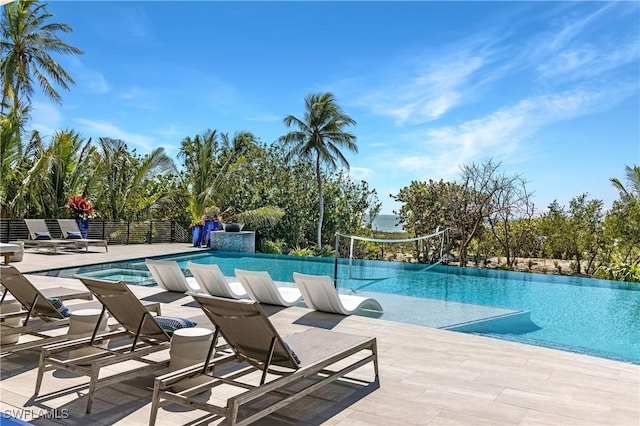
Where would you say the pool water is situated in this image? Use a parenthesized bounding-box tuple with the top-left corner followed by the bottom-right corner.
(35, 251, 640, 365)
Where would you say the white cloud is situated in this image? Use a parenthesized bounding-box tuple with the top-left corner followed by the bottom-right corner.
(348, 166, 374, 181)
(121, 86, 147, 100)
(30, 101, 63, 137)
(381, 82, 636, 182)
(245, 115, 282, 122)
(156, 125, 181, 137)
(358, 52, 488, 125)
(75, 119, 154, 150)
(65, 56, 111, 95)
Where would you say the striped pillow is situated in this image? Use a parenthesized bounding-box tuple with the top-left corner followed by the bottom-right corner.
(155, 316, 197, 336)
(47, 298, 70, 317)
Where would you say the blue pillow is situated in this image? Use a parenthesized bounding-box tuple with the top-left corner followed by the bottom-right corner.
(155, 316, 197, 336)
(34, 231, 52, 240)
(47, 298, 70, 317)
(66, 231, 82, 239)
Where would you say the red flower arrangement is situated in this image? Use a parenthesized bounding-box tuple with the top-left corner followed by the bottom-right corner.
(66, 195, 95, 220)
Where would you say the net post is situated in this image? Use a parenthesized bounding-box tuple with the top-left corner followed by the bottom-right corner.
(333, 232, 340, 288)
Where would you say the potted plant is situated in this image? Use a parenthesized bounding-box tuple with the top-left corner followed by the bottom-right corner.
(202, 206, 221, 246)
(66, 195, 96, 238)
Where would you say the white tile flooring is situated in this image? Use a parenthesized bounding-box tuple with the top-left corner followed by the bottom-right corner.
(1, 244, 638, 425)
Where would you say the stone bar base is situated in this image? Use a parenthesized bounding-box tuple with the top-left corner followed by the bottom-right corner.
(208, 231, 255, 253)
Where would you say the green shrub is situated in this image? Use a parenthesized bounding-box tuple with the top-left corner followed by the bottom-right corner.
(289, 246, 314, 257)
(263, 239, 286, 254)
(313, 245, 335, 257)
(595, 261, 640, 283)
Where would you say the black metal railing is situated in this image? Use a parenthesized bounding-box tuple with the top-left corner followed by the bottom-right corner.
(0, 219, 191, 244)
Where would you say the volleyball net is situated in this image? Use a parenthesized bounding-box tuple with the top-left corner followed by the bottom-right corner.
(334, 227, 450, 281)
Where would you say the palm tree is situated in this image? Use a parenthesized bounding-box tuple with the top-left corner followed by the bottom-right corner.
(88, 138, 176, 220)
(1, 0, 83, 114)
(279, 92, 358, 247)
(15, 129, 92, 218)
(610, 165, 640, 199)
(178, 129, 255, 225)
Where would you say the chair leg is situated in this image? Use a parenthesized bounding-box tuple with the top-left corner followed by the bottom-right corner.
(228, 400, 239, 426)
(372, 340, 379, 379)
(85, 365, 100, 413)
(149, 381, 161, 426)
(34, 349, 48, 395)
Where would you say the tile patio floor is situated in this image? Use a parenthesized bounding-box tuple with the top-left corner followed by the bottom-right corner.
(1, 244, 638, 425)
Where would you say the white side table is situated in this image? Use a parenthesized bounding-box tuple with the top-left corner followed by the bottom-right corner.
(0, 300, 22, 344)
(67, 308, 109, 358)
(169, 327, 213, 391)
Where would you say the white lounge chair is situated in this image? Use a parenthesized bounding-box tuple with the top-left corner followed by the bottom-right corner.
(145, 259, 201, 293)
(293, 272, 383, 315)
(234, 269, 302, 307)
(187, 262, 247, 299)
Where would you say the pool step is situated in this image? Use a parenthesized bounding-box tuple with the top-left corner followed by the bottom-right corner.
(443, 310, 541, 335)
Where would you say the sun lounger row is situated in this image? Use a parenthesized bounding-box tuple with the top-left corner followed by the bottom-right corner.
(21, 218, 108, 253)
(145, 259, 384, 315)
(1, 267, 379, 424)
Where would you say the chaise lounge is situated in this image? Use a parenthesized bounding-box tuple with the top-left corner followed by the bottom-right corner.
(21, 219, 79, 253)
(145, 258, 202, 293)
(187, 261, 247, 299)
(149, 294, 379, 426)
(293, 272, 384, 315)
(0, 265, 97, 353)
(34, 276, 174, 414)
(57, 219, 108, 252)
(234, 269, 302, 307)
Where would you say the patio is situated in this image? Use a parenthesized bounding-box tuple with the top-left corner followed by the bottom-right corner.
(1, 244, 638, 425)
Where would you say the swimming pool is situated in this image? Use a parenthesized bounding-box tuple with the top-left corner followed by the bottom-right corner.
(35, 251, 640, 365)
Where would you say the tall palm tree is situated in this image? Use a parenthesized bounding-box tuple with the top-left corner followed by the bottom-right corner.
(610, 165, 640, 199)
(1, 0, 83, 114)
(279, 92, 357, 247)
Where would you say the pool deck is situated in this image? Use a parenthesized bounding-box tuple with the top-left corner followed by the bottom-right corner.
(1, 244, 639, 425)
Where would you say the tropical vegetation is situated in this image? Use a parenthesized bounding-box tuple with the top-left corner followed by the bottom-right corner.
(1, 0, 637, 282)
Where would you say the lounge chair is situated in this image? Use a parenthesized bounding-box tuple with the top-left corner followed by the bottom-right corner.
(57, 219, 108, 252)
(187, 261, 247, 299)
(0, 265, 98, 353)
(293, 272, 384, 315)
(34, 276, 171, 414)
(21, 219, 79, 253)
(145, 258, 201, 293)
(149, 294, 379, 426)
(234, 269, 302, 307)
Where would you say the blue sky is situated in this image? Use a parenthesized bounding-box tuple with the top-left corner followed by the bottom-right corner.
(29, 1, 640, 214)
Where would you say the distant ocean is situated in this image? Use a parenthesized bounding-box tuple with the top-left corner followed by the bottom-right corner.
(366, 214, 404, 233)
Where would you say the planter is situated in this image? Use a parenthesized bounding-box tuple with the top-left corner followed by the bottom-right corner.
(203, 221, 220, 247)
(77, 219, 89, 238)
(191, 225, 203, 247)
(224, 223, 243, 233)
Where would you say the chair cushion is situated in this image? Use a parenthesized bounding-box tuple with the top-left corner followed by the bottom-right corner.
(66, 231, 82, 239)
(35, 231, 52, 240)
(155, 316, 197, 336)
(47, 298, 70, 317)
